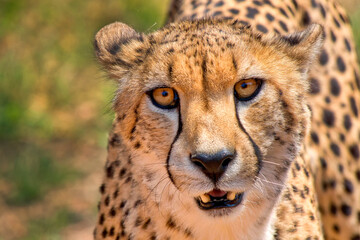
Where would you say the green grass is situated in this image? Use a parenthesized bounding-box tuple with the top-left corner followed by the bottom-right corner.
(350, 8, 360, 60)
(2, 145, 78, 205)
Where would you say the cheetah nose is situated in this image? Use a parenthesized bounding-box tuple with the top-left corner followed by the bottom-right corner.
(191, 150, 235, 182)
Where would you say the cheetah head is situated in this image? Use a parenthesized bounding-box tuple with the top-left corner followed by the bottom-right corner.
(95, 20, 323, 219)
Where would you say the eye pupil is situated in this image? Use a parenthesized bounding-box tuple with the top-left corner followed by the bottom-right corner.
(162, 91, 169, 97)
(241, 83, 248, 89)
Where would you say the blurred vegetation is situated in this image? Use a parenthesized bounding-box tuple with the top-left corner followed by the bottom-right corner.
(0, 0, 359, 239)
(0, 0, 168, 239)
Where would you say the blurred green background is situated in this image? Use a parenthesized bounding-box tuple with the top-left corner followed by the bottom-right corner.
(0, 0, 359, 239)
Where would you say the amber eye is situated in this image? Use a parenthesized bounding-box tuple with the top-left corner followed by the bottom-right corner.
(234, 78, 262, 101)
(149, 87, 179, 109)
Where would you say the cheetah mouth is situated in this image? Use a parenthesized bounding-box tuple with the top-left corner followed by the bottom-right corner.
(196, 189, 244, 210)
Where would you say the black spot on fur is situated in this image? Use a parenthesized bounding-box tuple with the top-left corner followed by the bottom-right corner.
(344, 38, 351, 52)
(102, 228, 108, 238)
(279, 8, 288, 18)
(338, 164, 344, 173)
(309, 78, 320, 94)
(333, 17, 340, 28)
(339, 133, 345, 142)
(303, 167, 309, 178)
(292, 0, 298, 9)
(119, 168, 127, 178)
(349, 144, 359, 159)
(330, 78, 341, 96)
(319, 49, 329, 65)
(330, 142, 341, 156)
(256, 24, 268, 33)
(319, 3, 326, 18)
(105, 195, 110, 206)
(265, 13, 275, 22)
(330, 203, 337, 215)
(212, 11, 222, 17)
(229, 8, 239, 14)
(344, 114, 352, 130)
(253, 0, 263, 6)
(325, 96, 331, 103)
(336, 56, 346, 72)
(150, 233, 157, 240)
(287, 5, 295, 16)
(110, 133, 121, 146)
(351, 234, 360, 240)
(320, 157, 327, 169)
(279, 21, 288, 32)
(191, 0, 199, 9)
(215, 0, 224, 7)
(100, 183, 106, 194)
(350, 97, 358, 117)
(99, 213, 105, 225)
(311, 0, 317, 8)
(109, 227, 115, 236)
(166, 217, 176, 229)
(354, 70, 360, 90)
(311, 131, 319, 144)
(134, 199, 142, 208)
(246, 7, 259, 19)
(344, 178, 354, 193)
(330, 29, 336, 42)
(106, 165, 115, 178)
(323, 109, 335, 127)
(110, 207, 116, 217)
(142, 218, 151, 229)
(134, 142, 141, 149)
(341, 204, 352, 216)
(109, 43, 120, 55)
(135, 217, 142, 227)
(113, 189, 119, 199)
(301, 11, 311, 26)
(120, 200, 126, 209)
(329, 179, 336, 188)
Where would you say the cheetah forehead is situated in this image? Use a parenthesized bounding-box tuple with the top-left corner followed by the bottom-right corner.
(95, 19, 323, 95)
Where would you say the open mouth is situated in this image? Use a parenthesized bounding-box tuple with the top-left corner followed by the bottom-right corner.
(196, 189, 244, 210)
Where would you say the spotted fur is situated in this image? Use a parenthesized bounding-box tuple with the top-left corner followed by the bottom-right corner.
(94, 0, 360, 239)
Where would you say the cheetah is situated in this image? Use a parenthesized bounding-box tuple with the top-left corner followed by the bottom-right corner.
(93, 0, 360, 239)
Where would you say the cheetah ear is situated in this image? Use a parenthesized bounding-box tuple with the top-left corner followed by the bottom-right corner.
(278, 24, 324, 75)
(94, 22, 148, 80)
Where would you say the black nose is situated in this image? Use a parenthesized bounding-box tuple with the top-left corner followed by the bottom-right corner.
(191, 150, 235, 182)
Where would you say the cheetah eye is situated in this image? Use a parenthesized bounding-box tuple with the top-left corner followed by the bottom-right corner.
(234, 78, 262, 101)
(148, 87, 179, 109)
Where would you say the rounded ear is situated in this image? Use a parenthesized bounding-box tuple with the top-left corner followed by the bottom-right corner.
(94, 22, 147, 80)
(276, 24, 324, 76)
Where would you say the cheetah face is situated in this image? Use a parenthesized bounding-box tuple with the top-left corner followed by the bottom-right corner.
(95, 20, 323, 217)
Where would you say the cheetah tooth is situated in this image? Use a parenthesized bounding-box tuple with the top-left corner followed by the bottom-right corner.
(227, 192, 236, 201)
(200, 194, 210, 203)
